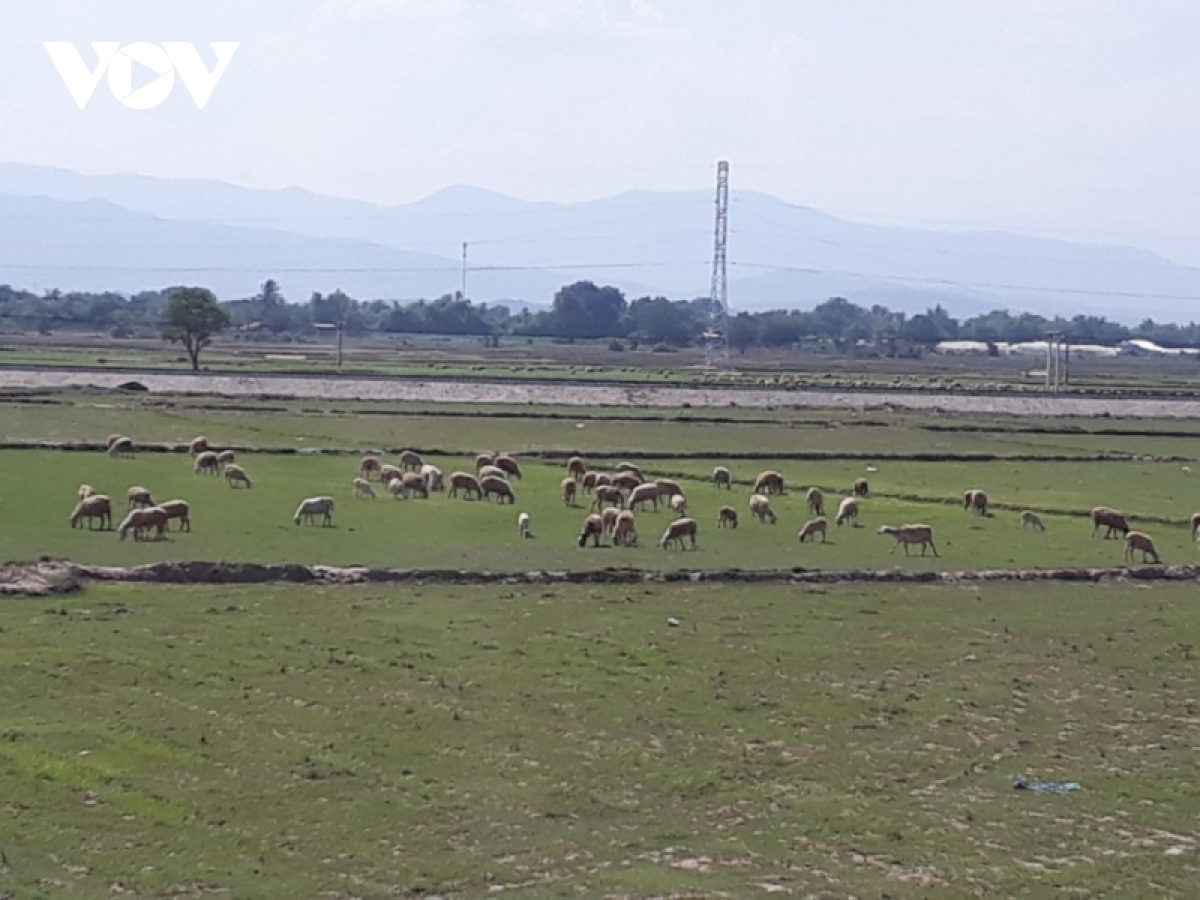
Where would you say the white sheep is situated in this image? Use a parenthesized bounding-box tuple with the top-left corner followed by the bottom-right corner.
(379, 464, 403, 486)
(353, 477, 376, 499)
(659, 517, 698, 550)
(835, 497, 859, 527)
(753, 470, 784, 495)
(669, 494, 688, 518)
(749, 493, 777, 524)
(877, 524, 938, 557)
(117, 506, 169, 541)
(293, 496, 335, 527)
(420, 464, 444, 492)
(518, 511, 534, 539)
(628, 483, 660, 512)
(223, 464, 252, 489)
(127, 485, 154, 509)
(805, 487, 825, 517)
(797, 518, 827, 543)
(158, 499, 191, 532)
(77, 483, 96, 502)
(578, 513, 605, 547)
(613, 510, 638, 546)
(216, 449, 236, 465)
(194, 451, 219, 476)
(70, 494, 112, 530)
(561, 477, 578, 506)
(494, 454, 522, 480)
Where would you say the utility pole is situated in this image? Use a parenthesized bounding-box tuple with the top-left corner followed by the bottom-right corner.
(336, 320, 344, 372)
(461, 242, 468, 301)
(705, 160, 730, 367)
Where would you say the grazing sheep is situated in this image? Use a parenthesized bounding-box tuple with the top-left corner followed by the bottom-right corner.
(224, 464, 252, 489)
(194, 451, 220, 476)
(379, 464, 403, 486)
(108, 436, 134, 458)
(158, 499, 191, 532)
(399, 450, 423, 472)
(853, 478, 870, 497)
(1020, 510, 1045, 531)
(353, 477, 376, 499)
(593, 473, 613, 489)
(494, 455, 522, 480)
(216, 449, 236, 465)
(518, 511, 534, 539)
(878, 523, 939, 557)
(478, 465, 509, 482)
(615, 462, 644, 480)
(659, 517, 698, 550)
(475, 451, 497, 471)
(1192, 511, 1200, 540)
(581, 472, 599, 494)
(420, 464, 444, 492)
(835, 497, 859, 527)
(1124, 531, 1161, 564)
(117, 506, 169, 541)
(567, 456, 587, 481)
(189, 436, 209, 456)
(591, 485, 624, 511)
(1091, 506, 1129, 539)
(561, 477, 578, 506)
(387, 477, 407, 500)
(105, 434, 123, 450)
(628, 482, 660, 512)
(69, 494, 112, 530)
(806, 487, 825, 517)
(448, 471, 483, 500)
(655, 478, 683, 499)
(127, 485, 154, 509)
(612, 472, 643, 492)
(963, 489, 989, 516)
(578, 513, 605, 548)
(749, 493, 777, 525)
(293, 496, 335, 526)
(601, 506, 620, 536)
(798, 517, 827, 543)
(613, 510, 638, 546)
(402, 472, 429, 499)
(753, 470, 785, 495)
(359, 455, 382, 480)
(480, 475, 515, 504)
(718, 506, 738, 529)
(669, 494, 688, 518)
(712, 466, 732, 489)
(77, 484, 96, 501)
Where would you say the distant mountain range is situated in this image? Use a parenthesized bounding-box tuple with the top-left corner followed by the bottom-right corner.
(1, 162, 1198, 323)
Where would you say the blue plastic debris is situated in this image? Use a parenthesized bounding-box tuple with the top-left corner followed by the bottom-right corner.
(1013, 775, 1081, 792)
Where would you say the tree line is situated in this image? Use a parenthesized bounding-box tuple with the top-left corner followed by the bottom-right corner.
(3, 280, 1200, 371)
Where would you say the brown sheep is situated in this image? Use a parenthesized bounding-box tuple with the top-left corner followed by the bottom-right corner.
(567, 456, 587, 481)
(194, 451, 219, 476)
(401, 472, 429, 499)
(753, 470, 785, 495)
(478, 465, 509, 482)
(475, 451, 497, 471)
(749, 493, 777, 524)
(581, 471, 599, 494)
(601, 506, 620, 537)
(158, 499, 191, 532)
(655, 478, 683, 499)
(594, 473, 613, 489)
(448, 472, 483, 500)
(592, 485, 624, 511)
(878, 523, 938, 557)
(712, 466, 732, 489)
(359, 455, 382, 480)
(1020, 510, 1045, 531)
(963, 489, 989, 516)
(494, 455, 522, 480)
(798, 518, 827, 543)
(853, 478, 870, 497)
(216, 450, 236, 466)
(481, 475, 515, 504)
(1124, 531, 1160, 564)
(108, 436, 134, 458)
(1091, 506, 1129, 539)
(718, 506, 738, 529)
(70, 494, 112, 530)
(613, 510, 639, 547)
(659, 517, 698, 550)
(127, 485, 154, 509)
(1191, 511, 1200, 540)
(615, 461, 644, 478)
(188, 435, 209, 456)
(379, 464, 403, 486)
(561, 477, 578, 506)
(835, 497, 859, 527)
(578, 513, 605, 547)
(806, 487, 825, 517)
(399, 450, 423, 471)
(224, 464, 252, 489)
(612, 472, 643, 492)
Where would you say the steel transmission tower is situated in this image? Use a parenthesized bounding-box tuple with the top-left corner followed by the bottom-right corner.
(705, 160, 730, 367)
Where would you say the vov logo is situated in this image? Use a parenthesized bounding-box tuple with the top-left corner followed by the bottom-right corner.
(43, 42, 239, 110)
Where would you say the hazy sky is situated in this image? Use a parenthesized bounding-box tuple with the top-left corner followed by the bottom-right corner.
(4, 1, 1200, 264)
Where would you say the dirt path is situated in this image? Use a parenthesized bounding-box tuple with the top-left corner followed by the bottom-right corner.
(5, 368, 1200, 418)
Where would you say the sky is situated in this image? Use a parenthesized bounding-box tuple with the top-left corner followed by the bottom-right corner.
(3, 0, 1200, 265)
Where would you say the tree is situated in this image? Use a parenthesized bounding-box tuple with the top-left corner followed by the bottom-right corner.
(162, 287, 230, 370)
(551, 281, 627, 339)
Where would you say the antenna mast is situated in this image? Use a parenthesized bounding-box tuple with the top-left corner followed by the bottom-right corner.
(706, 160, 730, 367)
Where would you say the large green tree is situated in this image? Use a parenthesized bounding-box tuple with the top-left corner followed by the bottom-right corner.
(162, 287, 231, 370)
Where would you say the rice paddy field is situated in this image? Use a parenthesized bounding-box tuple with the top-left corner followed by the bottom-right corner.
(0, 387, 1198, 897)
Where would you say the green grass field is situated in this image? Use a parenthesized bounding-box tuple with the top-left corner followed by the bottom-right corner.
(0, 579, 1196, 897)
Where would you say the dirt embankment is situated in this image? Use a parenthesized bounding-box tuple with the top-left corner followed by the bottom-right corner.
(7, 368, 1200, 418)
(4, 559, 1198, 597)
